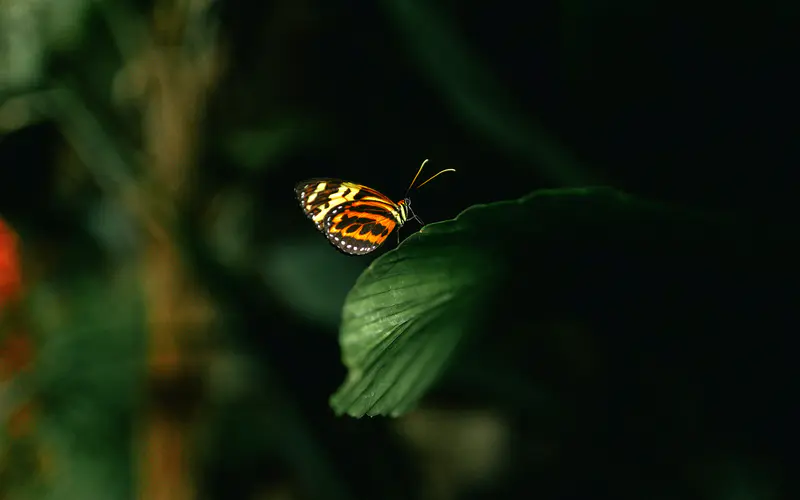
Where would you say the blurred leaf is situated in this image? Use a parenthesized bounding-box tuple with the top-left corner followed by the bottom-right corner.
(43, 0, 92, 49)
(206, 188, 254, 270)
(383, 0, 597, 186)
(330, 186, 722, 417)
(26, 271, 144, 499)
(223, 125, 303, 172)
(0, 3, 47, 91)
(85, 199, 140, 262)
(0, 0, 91, 92)
(263, 236, 367, 330)
(699, 455, 780, 500)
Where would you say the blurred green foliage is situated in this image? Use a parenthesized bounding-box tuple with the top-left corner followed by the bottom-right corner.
(1, 0, 798, 499)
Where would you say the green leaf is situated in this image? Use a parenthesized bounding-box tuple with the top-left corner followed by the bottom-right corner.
(330, 233, 494, 418)
(330, 187, 726, 418)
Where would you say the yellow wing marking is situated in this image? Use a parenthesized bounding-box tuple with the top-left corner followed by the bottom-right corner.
(308, 183, 363, 223)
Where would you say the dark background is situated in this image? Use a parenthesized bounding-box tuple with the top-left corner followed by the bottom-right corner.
(1, 1, 796, 499)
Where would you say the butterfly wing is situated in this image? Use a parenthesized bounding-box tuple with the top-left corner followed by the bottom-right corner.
(322, 200, 401, 255)
(295, 179, 405, 255)
(295, 179, 388, 228)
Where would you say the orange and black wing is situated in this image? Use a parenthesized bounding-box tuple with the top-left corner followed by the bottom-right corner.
(321, 200, 400, 255)
(294, 179, 403, 255)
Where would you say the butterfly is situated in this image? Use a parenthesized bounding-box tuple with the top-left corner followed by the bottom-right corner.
(295, 159, 455, 255)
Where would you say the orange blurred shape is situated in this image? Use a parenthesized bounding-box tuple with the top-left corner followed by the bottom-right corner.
(0, 218, 44, 486)
(6, 401, 37, 438)
(0, 218, 21, 305)
(0, 332, 34, 382)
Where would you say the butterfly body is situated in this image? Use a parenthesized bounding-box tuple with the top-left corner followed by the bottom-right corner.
(295, 178, 412, 255)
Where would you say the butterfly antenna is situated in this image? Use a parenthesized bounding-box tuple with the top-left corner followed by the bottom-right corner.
(405, 158, 429, 198)
(404, 159, 456, 197)
(414, 168, 456, 190)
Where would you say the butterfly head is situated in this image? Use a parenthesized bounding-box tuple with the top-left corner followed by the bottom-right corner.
(400, 159, 454, 227)
(398, 197, 423, 226)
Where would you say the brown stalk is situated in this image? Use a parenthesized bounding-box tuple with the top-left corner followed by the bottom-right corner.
(132, 1, 222, 499)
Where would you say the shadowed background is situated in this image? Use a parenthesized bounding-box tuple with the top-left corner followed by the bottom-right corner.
(1, 1, 796, 499)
